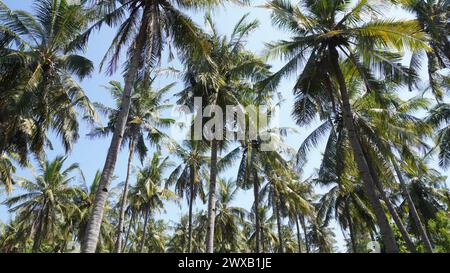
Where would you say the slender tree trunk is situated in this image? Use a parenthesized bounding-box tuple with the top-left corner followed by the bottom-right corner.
(274, 192, 284, 253)
(299, 214, 309, 253)
(329, 48, 399, 253)
(122, 212, 135, 253)
(206, 139, 218, 253)
(188, 166, 195, 253)
(140, 207, 150, 253)
(345, 203, 357, 253)
(32, 204, 48, 253)
(366, 156, 417, 253)
(392, 161, 434, 253)
(32, 217, 44, 253)
(114, 137, 136, 253)
(253, 170, 261, 253)
(295, 212, 303, 253)
(81, 4, 153, 253)
(260, 224, 265, 253)
(379, 185, 417, 253)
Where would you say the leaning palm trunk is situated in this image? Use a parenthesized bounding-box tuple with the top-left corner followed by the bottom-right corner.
(376, 181, 417, 253)
(81, 5, 152, 253)
(206, 139, 219, 253)
(32, 216, 44, 253)
(345, 203, 357, 253)
(364, 151, 417, 253)
(330, 48, 399, 253)
(140, 207, 150, 253)
(299, 214, 309, 253)
(295, 211, 303, 253)
(114, 137, 136, 252)
(122, 211, 135, 253)
(188, 166, 195, 253)
(392, 162, 434, 253)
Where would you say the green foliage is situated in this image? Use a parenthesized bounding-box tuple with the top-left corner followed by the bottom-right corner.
(428, 211, 450, 253)
(0, 0, 449, 254)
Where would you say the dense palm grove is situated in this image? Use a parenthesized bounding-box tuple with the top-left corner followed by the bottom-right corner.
(0, 0, 449, 253)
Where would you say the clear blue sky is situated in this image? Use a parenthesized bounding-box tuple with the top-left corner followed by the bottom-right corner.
(1, 0, 447, 252)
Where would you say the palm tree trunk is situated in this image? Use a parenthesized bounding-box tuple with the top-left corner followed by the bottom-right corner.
(253, 170, 261, 253)
(329, 48, 399, 253)
(122, 211, 135, 253)
(32, 204, 48, 253)
(140, 207, 150, 253)
(260, 224, 265, 253)
(81, 4, 152, 253)
(206, 139, 218, 253)
(274, 192, 284, 253)
(32, 217, 44, 253)
(345, 203, 357, 253)
(379, 186, 417, 253)
(114, 137, 136, 253)
(188, 166, 195, 253)
(299, 214, 309, 253)
(392, 161, 434, 253)
(295, 212, 303, 253)
(365, 155, 417, 253)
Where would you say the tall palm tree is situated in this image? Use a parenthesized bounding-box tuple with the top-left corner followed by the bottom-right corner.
(427, 101, 450, 169)
(89, 80, 174, 252)
(75, 170, 115, 252)
(166, 139, 209, 252)
(0, 152, 16, 192)
(263, 0, 429, 252)
(214, 179, 247, 253)
(286, 180, 314, 253)
(131, 152, 176, 252)
(3, 156, 80, 252)
(298, 77, 436, 252)
(395, 0, 450, 99)
(0, 0, 96, 163)
(253, 206, 278, 253)
(234, 98, 295, 253)
(166, 215, 190, 252)
(307, 219, 336, 253)
(315, 156, 378, 253)
(399, 157, 449, 241)
(178, 13, 271, 252)
(79, 0, 247, 253)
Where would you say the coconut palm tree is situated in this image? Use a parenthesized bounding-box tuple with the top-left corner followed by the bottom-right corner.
(395, 0, 450, 99)
(0, 152, 16, 192)
(131, 152, 176, 252)
(74, 170, 116, 252)
(298, 75, 437, 251)
(307, 219, 337, 253)
(286, 180, 315, 253)
(427, 102, 450, 168)
(79, 0, 248, 253)
(0, 0, 96, 164)
(399, 157, 449, 242)
(178, 13, 272, 252)
(263, 0, 429, 252)
(254, 206, 278, 253)
(3, 156, 80, 252)
(233, 95, 296, 253)
(166, 215, 190, 252)
(89, 79, 175, 252)
(166, 139, 209, 252)
(214, 179, 247, 253)
(315, 156, 379, 253)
